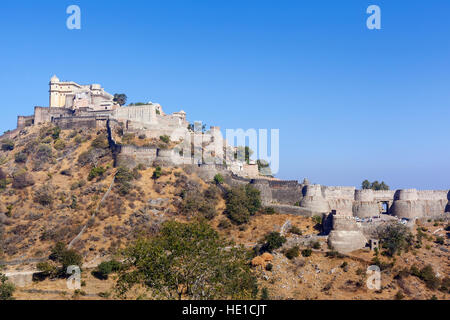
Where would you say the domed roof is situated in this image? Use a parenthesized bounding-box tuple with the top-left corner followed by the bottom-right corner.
(50, 75, 60, 83)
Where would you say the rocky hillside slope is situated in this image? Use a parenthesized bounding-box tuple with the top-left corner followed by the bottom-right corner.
(0, 124, 449, 300)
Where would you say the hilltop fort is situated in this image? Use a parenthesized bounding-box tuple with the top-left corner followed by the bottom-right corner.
(9, 76, 450, 253)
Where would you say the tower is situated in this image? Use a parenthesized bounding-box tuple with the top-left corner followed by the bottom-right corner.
(49, 75, 62, 108)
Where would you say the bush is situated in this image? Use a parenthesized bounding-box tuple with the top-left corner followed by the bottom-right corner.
(12, 171, 35, 189)
(36, 262, 59, 279)
(311, 241, 321, 250)
(394, 291, 405, 300)
(225, 185, 262, 225)
(34, 144, 53, 170)
(88, 166, 106, 181)
(301, 248, 312, 257)
(285, 246, 300, 260)
(289, 225, 302, 235)
(117, 221, 258, 299)
(435, 236, 444, 245)
(91, 133, 109, 149)
(92, 260, 122, 280)
(34, 185, 54, 206)
(312, 215, 322, 225)
(0, 168, 6, 180)
(51, 127, 61, 140)
(152, 166, 162, 180)
(260, 287, 269, 300)
(377, 224, 414, 256)
(218, 219, 231, 230)
(180, 187, 218, 220)
(14, 152, 27, 163)
(262, 232, 286, 252)
(0, 273, 15, 300)
(54, 139, 66, 151)
(262, 207, 275, 215)
(411, 264, 440, 290)
(159, 135, 170, 144)
(213, 174, 224, 185)
(1, 139, 14, 151)
(49, 242, 83, 273)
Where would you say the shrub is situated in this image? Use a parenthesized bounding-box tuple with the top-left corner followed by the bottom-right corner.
(435, 236, 444, 245)
(0, 168, 6, 180)
(51, 127, 61, 140)
(12, 171, 35, 189)
(262, 207, 275, 215)
(117, 221, 258, 300)
(1, 139, 14, 151)
(289, 225, 302, 235)
(213, 174, 224, 185)
(301, 248, 312, 257)
(92, 260, 122, 280)
(262, 232, 286, 252)
(285, 246, 300, 260)
(88, 166, 106, 181)
(377, 224, 414, 256)
(91, 133, 109, 149)
(70, 180, 86, 190)
(180, 187, 218, 220)
(225, 184, 262, 225)
(311, 241, 321, 250)
(410, 264, 440, 290)
(36, 262, 59, 279)
(260, 287, 269, 300)
(49, 242, 83, 273)
(0, 273, 15, 300)
(0, 179, 6, 190)
(34, 185, 54, 206)
(312, 215, 322, 225)
(14, 152, 27, 163)
(54, 139, 66, 151)
(159, 135, 170, 144)
(394, 291, 405, 300)
(152, 166, 162, 179)
(34, 144, 53, 170)
(218, 219, 231, 230)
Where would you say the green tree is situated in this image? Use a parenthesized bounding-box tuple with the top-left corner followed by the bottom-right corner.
(116, 221, 258, 300)
(361, 180, 390, 190)
(113, 94, 127, 106)
(92, 260, 122, 280)
(213, 173, 224, 185)
(1, 139, 14, 151)
(152, 166, 162, 179)
(262, 232, 286, 252)
(377, 224, 413, 256)
(362, 180, 371, 190)
(49, 242, 83, 274)
(0, 273, 15, 300)
(257, 160, 272, 176)
(225, 184, 262, 225)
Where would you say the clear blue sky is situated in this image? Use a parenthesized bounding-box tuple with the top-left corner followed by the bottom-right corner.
(0, 0, 449, 190)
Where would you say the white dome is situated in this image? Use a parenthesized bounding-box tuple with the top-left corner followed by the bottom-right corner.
(50, 75, 60, 83)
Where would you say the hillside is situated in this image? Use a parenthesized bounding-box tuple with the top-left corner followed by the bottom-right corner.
(0, 124, 449, 300)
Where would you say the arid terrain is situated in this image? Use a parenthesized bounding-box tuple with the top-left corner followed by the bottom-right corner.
(1, 124, 449, 300)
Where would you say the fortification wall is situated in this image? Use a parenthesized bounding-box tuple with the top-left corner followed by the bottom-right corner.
(34, 106, 72, 124)
(323, 186, 355, 200)
(116, 144, 158, 168)
(328, 215, 368, 253)
(17, 115, 34, 129)
(53, 116, 104, 130)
